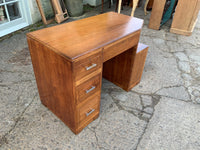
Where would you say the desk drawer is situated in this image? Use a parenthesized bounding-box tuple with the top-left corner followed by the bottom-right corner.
(78, 94, 100, 124)
(103, 31, 140, 62)
(74, 52, 102, 81)
(76, 74, 101, 104)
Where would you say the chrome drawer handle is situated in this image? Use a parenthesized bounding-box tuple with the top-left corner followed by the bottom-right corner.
(86, 109, 95, 117)
(86, 63, 97, 71)
(85, 86, 96, 94)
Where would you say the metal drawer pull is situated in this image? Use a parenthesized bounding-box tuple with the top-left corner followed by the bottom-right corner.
(85, 86, 96, 94)
(86, 109, 95, 117)
(86, 63, 97, 70)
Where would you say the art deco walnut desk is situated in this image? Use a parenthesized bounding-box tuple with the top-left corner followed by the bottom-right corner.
(27, 12, 148, 134)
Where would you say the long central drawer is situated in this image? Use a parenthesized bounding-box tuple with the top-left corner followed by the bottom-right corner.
(103, 31, 140, 62)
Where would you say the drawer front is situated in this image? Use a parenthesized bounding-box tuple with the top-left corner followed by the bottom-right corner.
(76, 74, 101, 104)
(74, 52, 102, 81)
(79, 94, 100, 124)
(103, 31, 140, 62)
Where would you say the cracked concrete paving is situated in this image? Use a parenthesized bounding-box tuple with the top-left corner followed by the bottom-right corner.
(0, 3, 200, 150)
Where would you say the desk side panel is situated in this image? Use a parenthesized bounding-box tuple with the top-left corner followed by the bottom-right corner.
(103, 46, 137, 91)
(27, 37, 76, 130)
(129, 46, 148, 90)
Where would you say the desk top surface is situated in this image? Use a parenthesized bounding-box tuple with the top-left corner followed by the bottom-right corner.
(27, 12, 143, 61)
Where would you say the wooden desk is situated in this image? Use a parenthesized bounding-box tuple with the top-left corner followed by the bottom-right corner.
(27, 12, 146, 134)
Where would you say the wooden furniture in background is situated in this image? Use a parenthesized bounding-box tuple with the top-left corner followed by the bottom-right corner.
(170, 0, 200, 36)
(144, 0, 150, 15)
(118, 0, 139, 16)
(144, 0, 154, 15)
(149, 0, 200, 35)
(131, 0, 140, 16)
(147, 0, 154, 10)
(117, 0, 151, 16)
(27, 12, 147, 134)
(148, 0, 166, 30)
(35, 0, 69, 24)
(51, 0, 69, 23)
(35, 0, 54, 25)
(118, 0, 122, 13)
(115, 0, 129, 12)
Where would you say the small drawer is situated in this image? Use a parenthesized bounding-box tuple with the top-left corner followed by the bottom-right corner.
(78, 94, 100, 124)
(103, 31, 140, 62)
(74, 52, 102, 81)
(76, 74, 101, 104)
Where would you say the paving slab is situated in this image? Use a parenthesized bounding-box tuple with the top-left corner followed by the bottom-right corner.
(137, 97, 200, 150)
(132, 47, 183, 94)
(188, 85, 200, 104)
(156, 86, 190, 101)
(178, 61, 191, 73)
(141, 95, 152, 107)
(95, 110, 147, 150)
(110, 91, 142, 111)
(0, 97, 75, 149)
(0, 81, 37, 140)
(174, 52, 189, 61)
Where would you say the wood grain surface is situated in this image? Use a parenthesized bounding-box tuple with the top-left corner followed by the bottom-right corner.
(27, 37, 77, 131)
(27, 12, 143, 61)
(170, 0, 200, 35)
(103, 43, 148, 91)
(148, 0, 166, 30)
(129, 43, 148, 90)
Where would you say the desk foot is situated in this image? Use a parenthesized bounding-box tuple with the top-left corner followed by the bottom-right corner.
(73, 113, 100, 135)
